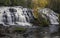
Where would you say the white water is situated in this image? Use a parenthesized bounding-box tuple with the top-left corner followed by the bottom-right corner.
(39, 8, 59, 33)
(0, 7, 34, 27)
(0, 7, 59, 38)
(39, 8, 59, 24)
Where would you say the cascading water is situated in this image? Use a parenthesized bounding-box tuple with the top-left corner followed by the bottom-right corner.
(0, 7, 34, 27)
(0, 7, 59, 38)
(0, 7, 37, 38)
(39, 8, 59, 33)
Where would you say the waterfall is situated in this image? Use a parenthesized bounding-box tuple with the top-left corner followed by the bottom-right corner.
(39, 8, 59, 33)
(0, 7, 34, 27)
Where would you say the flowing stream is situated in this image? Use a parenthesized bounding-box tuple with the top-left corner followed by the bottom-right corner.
(0, 7, 34, 27)
(0, 7, 59, 38)
(39, 8, 59, 33)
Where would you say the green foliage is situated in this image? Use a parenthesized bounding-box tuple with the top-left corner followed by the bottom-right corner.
(0, 0, 4, 3)
(38, 14, 49, 27)
(33, 13, 49, 27)
(15, 27, 26, 31)
(0, 0, 33, 8)
(4, 0, 11, 6)
(0, 0, 5, 5)
(12, 0, 26, 7)
(47, 0, 60, 13)
(0, 0, 26, 7)
(27, 0, 33, 8)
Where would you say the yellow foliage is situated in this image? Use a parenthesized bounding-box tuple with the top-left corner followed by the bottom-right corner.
(32, 0, 50, 26)
(38, 0, 49, 7)
(32, 0, 49, 18)
(33, 8, 39, 18)
(32, 0, 49, 8)
(32, 0, 39, 18)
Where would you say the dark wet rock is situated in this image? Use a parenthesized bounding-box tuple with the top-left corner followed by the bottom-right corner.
(9, 8, 17, 12)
